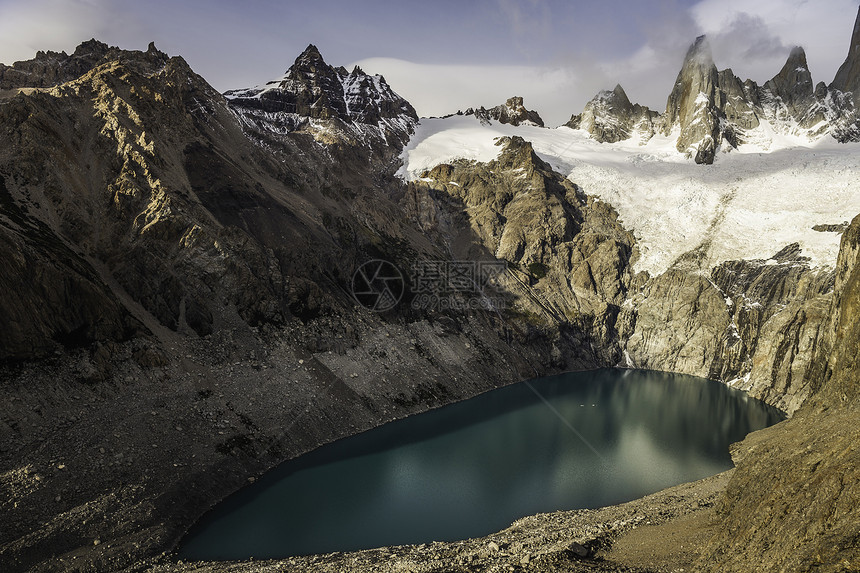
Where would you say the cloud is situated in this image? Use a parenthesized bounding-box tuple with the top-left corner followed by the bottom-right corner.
(690, 0, 859, 83)
(353, 57, 588, 126)
(494, 0, 552, 58)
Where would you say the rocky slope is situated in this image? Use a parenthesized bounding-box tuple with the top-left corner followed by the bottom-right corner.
(567, 6, 860, 163)
(0, 42, 617, 573)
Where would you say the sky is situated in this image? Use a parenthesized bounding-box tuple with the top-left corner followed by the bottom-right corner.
(0, 0, 858, 125)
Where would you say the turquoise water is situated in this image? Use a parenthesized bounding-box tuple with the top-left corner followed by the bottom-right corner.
(178, 369, 783, 560)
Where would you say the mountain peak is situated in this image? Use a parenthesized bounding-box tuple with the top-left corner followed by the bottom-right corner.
(290, 44, 326, 71)
(567, 83, 656, 143)
(831, 5, 860, 101)
(774, 46, 812, 82)
(684, 35, 714, 68)
(764, 46, 814, 111)
(788, 45, 807, 64)
(72, 38, 110, 58)
(224, 44, 417, 143)
(568, 5, 860, 158)
(609, 84, 632, 107)
(300, 43, 322, 59)
(664, 34, 721, 163)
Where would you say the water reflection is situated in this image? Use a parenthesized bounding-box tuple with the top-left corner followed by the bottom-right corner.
(179, 368, 783, 560)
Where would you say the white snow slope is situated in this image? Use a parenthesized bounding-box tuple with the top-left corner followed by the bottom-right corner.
(399, 116, 860, 276)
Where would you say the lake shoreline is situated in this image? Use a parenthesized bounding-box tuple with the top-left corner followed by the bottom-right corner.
(177, 370, 780, 562)
(151, 468, 733, 572)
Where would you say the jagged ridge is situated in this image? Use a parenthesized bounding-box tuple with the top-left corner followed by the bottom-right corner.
(570, 7, 860, 163)
(224, 44, 418, 152)
(464, 96, 545, 127)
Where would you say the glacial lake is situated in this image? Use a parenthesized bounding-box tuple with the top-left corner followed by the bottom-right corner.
(178, 368, 784, 560)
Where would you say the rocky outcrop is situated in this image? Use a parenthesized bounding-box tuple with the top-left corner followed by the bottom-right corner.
(565, 84, 658, 143)
(405, 135, 635, 363)
(619, 243, 834, 415)
(700, 215, 860, 573)
(465, 96, 544, 127)
(0, 39, 113, 90)
(662, 36, 723, 164)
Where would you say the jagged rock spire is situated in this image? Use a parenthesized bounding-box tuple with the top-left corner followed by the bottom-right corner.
(765, 46, 814, 111)
(832, 5, 860, 102)
(294, 44, 324, 66)
(564, 6, 860, 159)
(610, 84, 632, 108)
(664, 35, 723, 164)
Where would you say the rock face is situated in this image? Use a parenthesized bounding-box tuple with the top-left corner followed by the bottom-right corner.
(406, 136, 635, 363)
(699, 215, 860, 573)
(663, 36, 724, 164)
(565, 84, 658, 143)
(619, 243, 834, 415)
(831, 6, 860, 105)
(717, 69, 760, 136)
(465, 96, 545, 127)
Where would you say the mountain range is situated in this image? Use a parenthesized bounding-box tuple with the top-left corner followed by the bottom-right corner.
(1, 6, 859, 573)
(569, 29, 860, 163)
